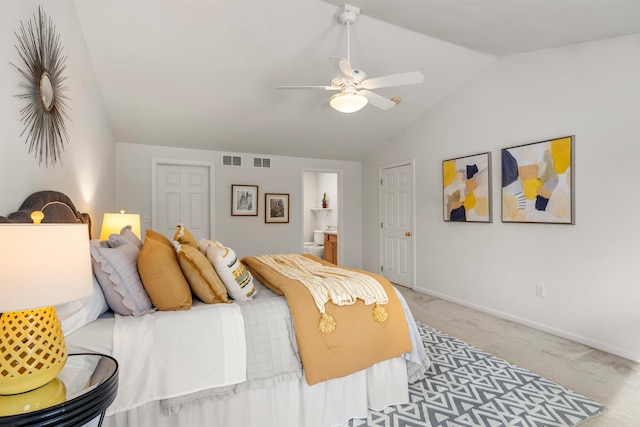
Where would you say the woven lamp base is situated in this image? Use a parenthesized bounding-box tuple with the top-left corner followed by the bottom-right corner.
(0, 307, 68, 395)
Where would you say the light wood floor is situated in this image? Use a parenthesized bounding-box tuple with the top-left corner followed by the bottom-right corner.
(396, 285, 640, 427)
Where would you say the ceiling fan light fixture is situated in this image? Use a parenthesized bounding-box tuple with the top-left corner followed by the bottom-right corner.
(329, 92, 368, 113)
(276, 4, 423, 112)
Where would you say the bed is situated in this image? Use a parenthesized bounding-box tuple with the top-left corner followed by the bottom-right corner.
(1, 191, 430, 427)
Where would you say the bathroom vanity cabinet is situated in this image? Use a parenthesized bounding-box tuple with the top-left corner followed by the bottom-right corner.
(324, 233, 338, 265)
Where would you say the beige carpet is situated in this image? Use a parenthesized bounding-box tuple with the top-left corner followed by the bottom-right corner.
(396, 286, 640, 427)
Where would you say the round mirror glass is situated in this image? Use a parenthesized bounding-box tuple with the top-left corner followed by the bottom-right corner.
(40, 72, 54, 111)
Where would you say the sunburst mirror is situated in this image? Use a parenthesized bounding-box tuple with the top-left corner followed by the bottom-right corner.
(11, 6, 70, 167)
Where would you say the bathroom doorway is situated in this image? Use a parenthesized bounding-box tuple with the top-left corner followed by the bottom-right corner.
(301, 169, 341, 263)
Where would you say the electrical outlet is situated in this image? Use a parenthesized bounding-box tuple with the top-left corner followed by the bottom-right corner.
(143, 214, 151, 223)
(536, 283, 546, 297)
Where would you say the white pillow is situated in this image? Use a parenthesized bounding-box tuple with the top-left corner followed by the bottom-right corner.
(90, 237, 155, 316)
(116, 225, 143, 249)
(197, 237, 209, 255)
(55, 274, 109, 336)
(198, 238, 256, 301)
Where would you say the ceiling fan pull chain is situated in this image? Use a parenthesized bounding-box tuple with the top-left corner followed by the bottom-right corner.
(346, 20, 351, 63)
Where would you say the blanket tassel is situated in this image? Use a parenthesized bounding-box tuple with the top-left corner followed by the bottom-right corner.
(372, 303, 388, 323)
(319, 313, 336, 335)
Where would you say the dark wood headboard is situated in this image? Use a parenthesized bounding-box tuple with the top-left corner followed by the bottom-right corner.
(0, 190, 92, 238)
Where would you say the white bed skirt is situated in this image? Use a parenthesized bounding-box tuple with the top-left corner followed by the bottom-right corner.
(104, 356, 408, 427)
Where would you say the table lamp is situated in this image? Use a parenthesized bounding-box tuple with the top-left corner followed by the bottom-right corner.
(0, 212, 93, 395)
(100, 210, 141, 240)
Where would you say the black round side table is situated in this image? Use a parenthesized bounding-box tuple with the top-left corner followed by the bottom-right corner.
(0, 353, 118, 427)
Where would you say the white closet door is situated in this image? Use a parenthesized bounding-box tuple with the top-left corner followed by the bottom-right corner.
(155, 163, 210, 241)
(380, 163, 414, 288)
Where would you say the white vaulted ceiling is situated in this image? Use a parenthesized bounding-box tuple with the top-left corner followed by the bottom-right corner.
(73, 0, 640, 160)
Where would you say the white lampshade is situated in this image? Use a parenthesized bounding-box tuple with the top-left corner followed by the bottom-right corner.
(100, 210, 141, 240)
(330, 92, 368, 113)
(0, 223, 93, 313)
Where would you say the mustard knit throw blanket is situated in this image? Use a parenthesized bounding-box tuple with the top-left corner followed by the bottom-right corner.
(255, 254, 388, 334)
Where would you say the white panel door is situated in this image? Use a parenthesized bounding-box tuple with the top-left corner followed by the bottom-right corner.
(380, 164, 414, 287)
(156, 163, 210, 241)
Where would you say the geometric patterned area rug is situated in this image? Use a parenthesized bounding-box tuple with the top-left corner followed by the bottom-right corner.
(345, 322, 607, 427)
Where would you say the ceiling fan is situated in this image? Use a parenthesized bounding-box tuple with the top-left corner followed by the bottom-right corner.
(277, 4, 424, 113)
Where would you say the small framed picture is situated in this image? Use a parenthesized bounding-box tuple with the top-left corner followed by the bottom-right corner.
(265, 193, 289, 223)
(231, 185, 258, 216)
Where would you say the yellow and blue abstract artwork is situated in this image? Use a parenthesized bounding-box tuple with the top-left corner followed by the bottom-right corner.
(501, 136, 574, 224)
(442, 152, 492, 222)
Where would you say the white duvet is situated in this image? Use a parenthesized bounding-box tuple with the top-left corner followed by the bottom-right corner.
(107, 301, 246, 416)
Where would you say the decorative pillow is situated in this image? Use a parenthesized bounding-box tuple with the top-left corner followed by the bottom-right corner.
(116, 225, 143, 249)
(90, 239, 154, 316)
(174, 241, 228, 304)
(145, 228, 174, 249)
(138, 231, 192, 311)
(174, 224, 198, 249)
(199, 238, 256, 301)
(197, 237, 211, 255)
(55, 273, 109, 336)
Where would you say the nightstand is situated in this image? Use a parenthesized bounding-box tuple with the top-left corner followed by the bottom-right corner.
(0, 353, 118, 427)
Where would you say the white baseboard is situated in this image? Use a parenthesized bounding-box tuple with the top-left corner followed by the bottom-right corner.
(416, 286, 640, 363)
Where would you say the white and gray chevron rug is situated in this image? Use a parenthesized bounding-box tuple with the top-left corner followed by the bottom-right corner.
(345, 322, 606, 427)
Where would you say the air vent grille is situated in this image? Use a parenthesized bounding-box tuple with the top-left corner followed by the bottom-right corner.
(222, 155, 242, 167)
(253, 157, 271, 168)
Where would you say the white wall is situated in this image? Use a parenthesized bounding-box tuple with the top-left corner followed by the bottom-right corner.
(116, 143, 363, 268)
(363, 35, 640, 361)
(303, 172, 338, 239)
(317, 172, 338, 229)
(0, 0, 115, 235)
(303, 171, 319, 242)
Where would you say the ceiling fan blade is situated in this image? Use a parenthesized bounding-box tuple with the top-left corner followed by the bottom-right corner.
(330, 56, 353, 83)
(276, 85, 338, 91)
(360, 90, 396, 110)
(358, 71, 424, 90)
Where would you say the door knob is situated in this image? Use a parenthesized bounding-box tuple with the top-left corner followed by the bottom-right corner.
(405, 231, 411, 237)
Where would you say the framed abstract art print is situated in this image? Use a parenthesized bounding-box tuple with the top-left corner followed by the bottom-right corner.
(442, 152, 492, 222)
(501, 135, 574, 224)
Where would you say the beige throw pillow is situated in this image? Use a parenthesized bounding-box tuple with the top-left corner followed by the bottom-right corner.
(138, 230, 192, 311)
(174, 242, 228, 304)
(174, 224, 198, 249)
